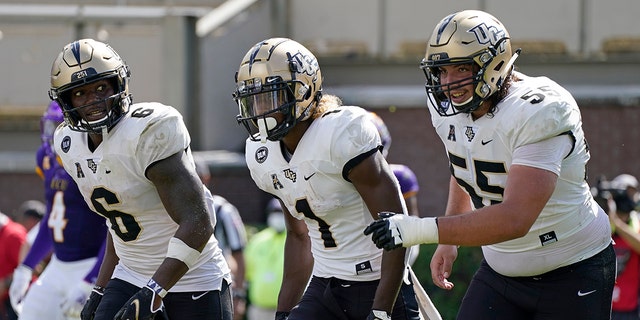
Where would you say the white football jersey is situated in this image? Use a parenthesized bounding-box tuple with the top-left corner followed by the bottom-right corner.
(54, 102, 230, 291)
(245, 106, 387, 281)
(430, 72, 611, 276)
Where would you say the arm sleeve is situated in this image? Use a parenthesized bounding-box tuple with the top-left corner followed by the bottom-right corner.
(83, 237, 107, 284)
(21, 218, 53, 269)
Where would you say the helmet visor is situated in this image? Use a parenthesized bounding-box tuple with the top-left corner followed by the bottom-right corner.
(238, 89, 289, 121)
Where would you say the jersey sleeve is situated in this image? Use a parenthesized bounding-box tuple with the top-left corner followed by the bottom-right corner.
(83, 239, 106, 284)
(512, 100, 580, 148)
(134, 107, 191, 171)
(331, 108, 382, 174)
(21, 219, 53, 269)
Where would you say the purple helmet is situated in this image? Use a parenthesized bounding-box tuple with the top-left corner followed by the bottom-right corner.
(41, 100, 64, 156)
(368, 112, 392, 158)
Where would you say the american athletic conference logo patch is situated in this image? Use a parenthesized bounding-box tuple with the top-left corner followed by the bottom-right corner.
(61, 136, 71, 153)
(255, 146, 268, 163)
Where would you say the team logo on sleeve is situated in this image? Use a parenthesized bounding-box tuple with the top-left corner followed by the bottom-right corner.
(255, 146, 268, 163)
(61, 136, 71, 153)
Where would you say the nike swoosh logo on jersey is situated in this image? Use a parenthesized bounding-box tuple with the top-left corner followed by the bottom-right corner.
(481, 139, 493, 145)
(577, 289, 596, 297)
(304, 172, 316, 180)
(192, 291, 209, 300)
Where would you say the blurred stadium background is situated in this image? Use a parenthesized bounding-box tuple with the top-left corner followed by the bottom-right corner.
(1, 1, 639, 317)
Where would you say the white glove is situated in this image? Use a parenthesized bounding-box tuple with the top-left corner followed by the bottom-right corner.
(8, 265, 33, 314)
(61, 280, 94, 318)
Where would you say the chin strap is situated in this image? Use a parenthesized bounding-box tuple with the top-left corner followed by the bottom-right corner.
(504, 48, 521, 77)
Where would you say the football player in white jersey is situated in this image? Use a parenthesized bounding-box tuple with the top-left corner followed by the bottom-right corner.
(48, 39, 232, 320)
(233, 38, 420, 320)
(364, 10, 615, 320)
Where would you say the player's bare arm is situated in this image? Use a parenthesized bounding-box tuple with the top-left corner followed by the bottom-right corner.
(95, 232, 118, 288)
(276, 203, 312, 313)
(351, 151, 406, 314)
(430, 177, 468, 289)
(146, 150, 213, 291)
(437, 165, 557, 246)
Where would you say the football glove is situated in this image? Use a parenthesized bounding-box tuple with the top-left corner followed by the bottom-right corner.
(61, 280, 93, 317)
(274, 311, 290, 320)
(114, 286, 163, 320)
(364, 212, 439, 250)
(8, 265, 33, 314)
(80, 286, 104, 320)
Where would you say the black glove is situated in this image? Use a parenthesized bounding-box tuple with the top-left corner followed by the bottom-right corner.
(275, 311, 290, 320)
(366, 309, 391, 320)
(80, 286, 104, 320)
(363, 212, 402, 251)
(114, 286, 162, 320)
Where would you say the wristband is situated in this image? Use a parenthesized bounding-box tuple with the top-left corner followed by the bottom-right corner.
(92, 285, 106, 295)
(147, 279, 168, 298)
(166, 237, 201, 269)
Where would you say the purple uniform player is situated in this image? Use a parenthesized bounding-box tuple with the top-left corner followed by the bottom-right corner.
(391, 164, 419, 199)
(9, 101, 107, 320)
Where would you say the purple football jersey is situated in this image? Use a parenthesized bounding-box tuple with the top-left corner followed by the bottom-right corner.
(24, 146, 107, 278)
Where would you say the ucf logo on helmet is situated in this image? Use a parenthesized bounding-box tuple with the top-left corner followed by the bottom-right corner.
(469, 23, 507, 53)
(289, 52, 318, 77)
